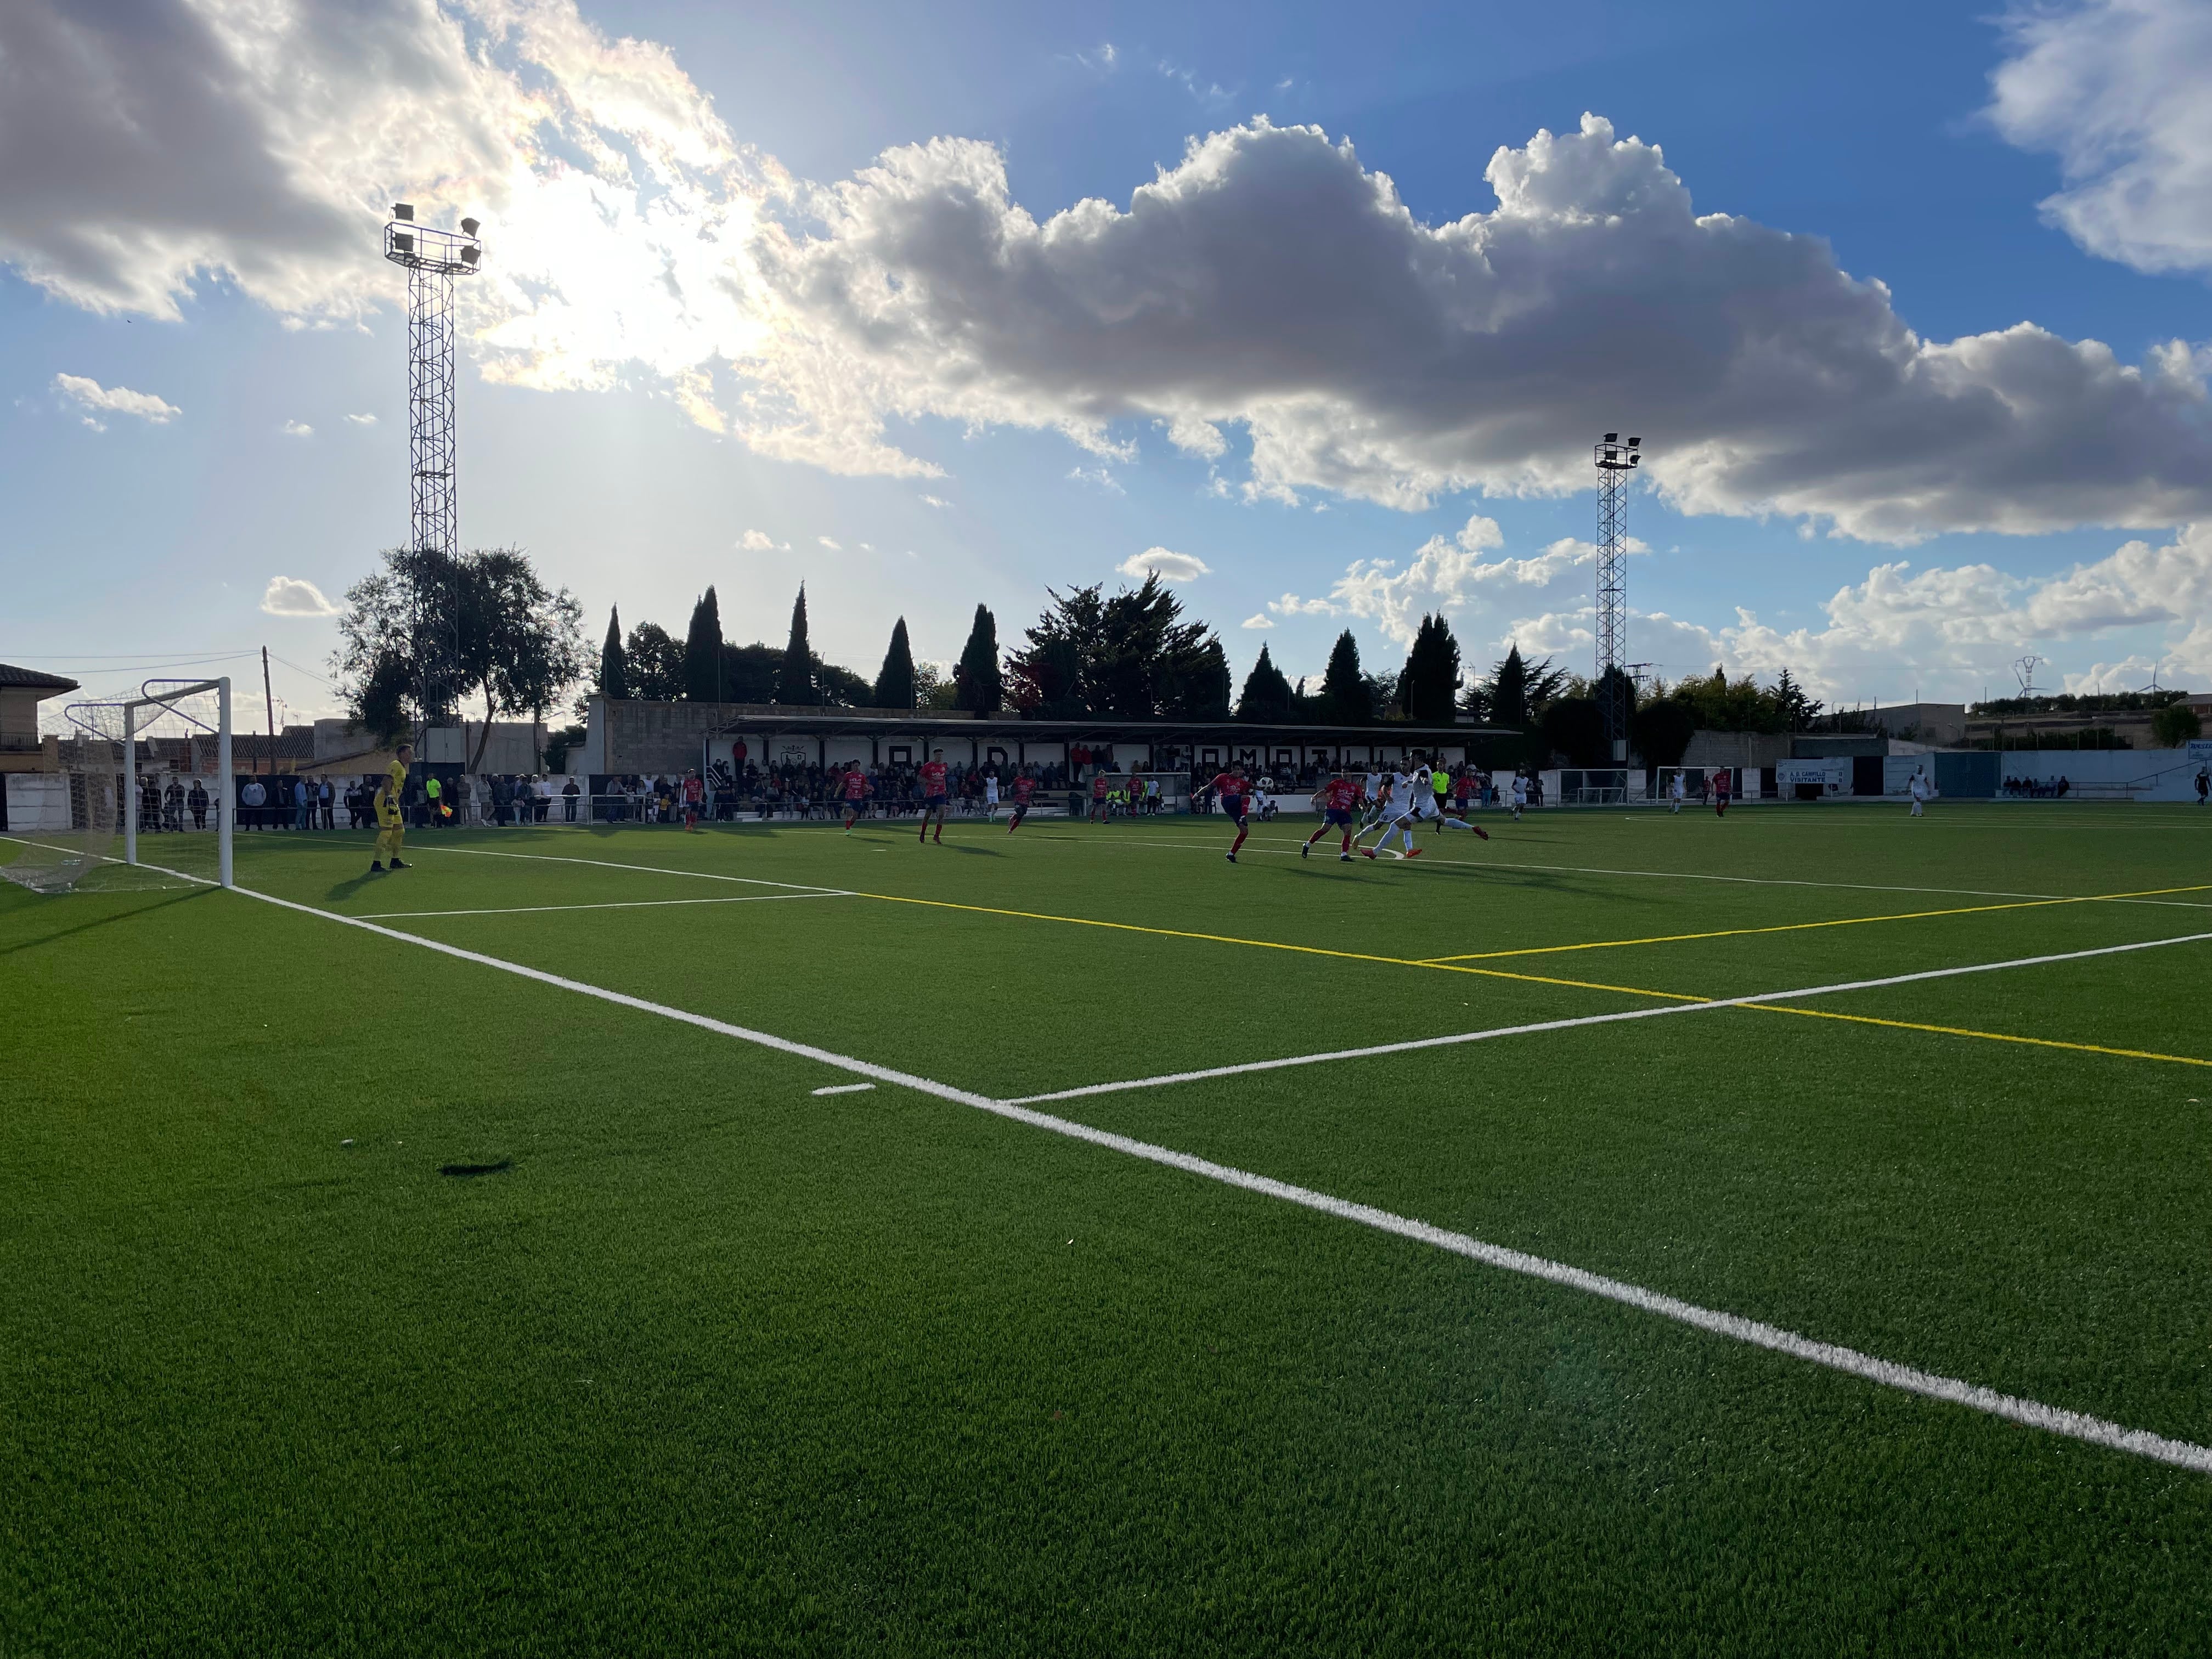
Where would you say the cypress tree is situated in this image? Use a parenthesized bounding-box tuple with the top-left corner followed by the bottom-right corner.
(1235, 644, 1295, 721)
(954, 603, 1002, 713)
(873, 617, 917, 710)
(1400, 614, 1463, 722)
(776, 586, 816, 704)
(1320, 629, 1372, 724)
(682, 586, 724, 702)
(598, 606, 629, 701)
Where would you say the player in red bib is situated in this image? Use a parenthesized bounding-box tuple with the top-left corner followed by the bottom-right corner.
(682, 769, 704, 832)
(838, 763, 871, 834)
(1712, 768, 1732, 817)
(1006, 772, 1037, 832)
(1301, 771, 1362, 861)
(1089, 770, 1112, 823)
(1211, 763, 1251, 861)
(917, 750, 951, 843)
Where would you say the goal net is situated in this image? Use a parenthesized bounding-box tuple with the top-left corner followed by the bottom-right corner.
(1, 679, 233, 894)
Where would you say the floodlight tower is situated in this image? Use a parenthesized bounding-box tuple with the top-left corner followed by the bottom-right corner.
(1593, 432, 1641, 763)
(383, 204, 483, 740)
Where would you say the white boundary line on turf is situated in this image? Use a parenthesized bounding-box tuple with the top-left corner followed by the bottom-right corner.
(356, 891, 853, 919)
(365, 840, 846, 895)
(187, 876, 2212, 1477)
(1003, 927, 2212, 1104)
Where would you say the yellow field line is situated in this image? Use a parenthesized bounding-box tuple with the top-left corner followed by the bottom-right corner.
(1744, 1003, 2212, 1070)
(850, 890, 1708, 1002)
(854, 888, 2212, 1071)
(1417, 883, 2212, 964)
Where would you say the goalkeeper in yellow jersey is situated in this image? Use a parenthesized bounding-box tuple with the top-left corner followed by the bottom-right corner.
(370, 742, 413, 873)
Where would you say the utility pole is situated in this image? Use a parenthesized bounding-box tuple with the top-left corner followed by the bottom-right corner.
(261, 645, 276, 776)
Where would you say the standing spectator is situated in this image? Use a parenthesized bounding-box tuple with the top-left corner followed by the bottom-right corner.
(240, 775, 266, 828)
(188, 777, 210, 831)
(562, 777, 580, 821)
(291, 776, 309, 831)
(162, 778, 185, 832)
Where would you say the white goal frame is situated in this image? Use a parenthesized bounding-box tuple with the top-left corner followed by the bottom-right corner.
(122, 677, 233, 888)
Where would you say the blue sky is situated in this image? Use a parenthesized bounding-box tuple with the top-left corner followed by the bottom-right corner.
(4, 0, 2210, 730)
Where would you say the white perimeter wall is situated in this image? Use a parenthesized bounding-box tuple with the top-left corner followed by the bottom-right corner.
(1998, 748, 2208, 801)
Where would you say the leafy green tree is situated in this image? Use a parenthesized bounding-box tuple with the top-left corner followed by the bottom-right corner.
(682, 588, 724, 702)
(1398, 615, 1463, 721)
(873, 618, 917, 710)
(776, 587, 817, 704)
(1539, 695, 1608, 766)
(334, 545, 588, 769)
(1319, 630, 1372, 724)
(1631, 697, 1697, 768)
(955, 604, 1002, 712)
(2152, 702, 2203, 747)
(597, 606, 629, 701)
(1235, 644, 1296, 721)
(717, 641, 780, 703)
(624, 621, 686, 701)
(1006, 575, 1223, 717)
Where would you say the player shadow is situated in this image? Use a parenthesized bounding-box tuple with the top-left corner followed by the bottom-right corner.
(943, 841, 1006, 856)
(323, 870, 391, 902)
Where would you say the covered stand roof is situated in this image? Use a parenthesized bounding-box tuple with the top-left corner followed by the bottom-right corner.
(701, 709, 1516, 747)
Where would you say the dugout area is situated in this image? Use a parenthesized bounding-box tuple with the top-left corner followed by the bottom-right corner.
(4, 804, 2210, 1652)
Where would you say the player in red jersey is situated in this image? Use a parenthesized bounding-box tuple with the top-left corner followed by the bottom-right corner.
(1211, 763, 1251, 861)
(838, 763, 871, 834)
(917, 749, 951, 843)
(1712, 768, 1732, 817)
(682, 769, 704, 832)
(1301, 771, 1362, 862)
(1088, 770, 1112, 823)
(1006, 772, 1037, 832)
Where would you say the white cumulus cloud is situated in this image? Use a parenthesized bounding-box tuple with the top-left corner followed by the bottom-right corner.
(345, 412, 377, 425)
(1117, 548, 1210, 583)
(11, 3, 2212, 539)
(1241, 613, 1274, 629)
(1987, 0, 2212, 276)
(737, 528, 788, 551)
(52, 372, 178, 425)
(281, 419, 313, 437)
(817, 535, 841, 550)
(261, 575, 338, 616)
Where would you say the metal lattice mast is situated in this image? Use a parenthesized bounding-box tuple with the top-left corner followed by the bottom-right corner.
(383, 205, 482, 738)
(1593, 432, 1640, 763)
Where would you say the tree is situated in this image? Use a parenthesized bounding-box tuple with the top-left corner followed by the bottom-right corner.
(1539, 695, 1607, 766)
(1005, 576, 1224, 718)
(777, 587, 816, 704)
(1398, 615, 1463, 722)
(682, 588, 724, 702)
(815, 661, 873, 707)
(1236, 644, 1296, 721)
(624, 621, 686, 701)
(598, 606, 629, 701)
(955, 604, 1002, 712)
(717, 641, 780, 703)
(333, 545, 588, 770)
(2153, 702, 2203, 747)
(1773, 667, 1823, 731)
(1319, 630, 1372, 724)
(1632, 697, 1697, 768)
(873, 618, 917, 710)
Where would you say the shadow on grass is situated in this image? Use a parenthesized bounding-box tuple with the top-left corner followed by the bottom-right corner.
(0, 887, 209, 956)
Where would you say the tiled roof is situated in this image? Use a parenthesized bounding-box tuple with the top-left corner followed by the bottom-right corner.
(0, 663, 80, 693)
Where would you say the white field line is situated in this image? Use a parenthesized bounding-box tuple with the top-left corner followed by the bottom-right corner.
(179, 878, 2212, 1476)
(378, 841, 845, 895)
(1003, 928, 2212, 1105)
(811, 1082, 878, 1096)
(356, 891, 853, 920)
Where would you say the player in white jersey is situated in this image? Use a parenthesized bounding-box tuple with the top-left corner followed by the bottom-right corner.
(1669, 771, 1685, 813)
(1349, 768, 1407, 853)
(1510, 773, 1529, 820)
(984, 771, 1001, 820)
(1909, 769, 1930, 817)
(1365, 766, 1488, 859)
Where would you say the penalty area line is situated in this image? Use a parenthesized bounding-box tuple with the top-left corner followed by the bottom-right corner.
(219, 877, 2211, 1477)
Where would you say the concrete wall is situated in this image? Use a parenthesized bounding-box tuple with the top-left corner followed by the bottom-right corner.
(1999, 748, 2208, 801)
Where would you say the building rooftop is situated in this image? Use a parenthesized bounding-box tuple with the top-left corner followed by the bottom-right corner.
(0, 663, 81, 694)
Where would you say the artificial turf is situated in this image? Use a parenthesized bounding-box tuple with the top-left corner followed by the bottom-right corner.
(4, 800, 2210, 1654)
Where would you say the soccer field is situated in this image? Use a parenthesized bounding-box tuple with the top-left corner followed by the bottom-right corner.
(6, 802, 2211, 1652)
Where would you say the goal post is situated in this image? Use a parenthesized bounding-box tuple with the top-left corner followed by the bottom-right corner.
(122, 678, 233, 888)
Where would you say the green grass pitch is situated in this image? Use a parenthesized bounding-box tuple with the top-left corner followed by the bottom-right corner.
(5, 801, 2211, 1654)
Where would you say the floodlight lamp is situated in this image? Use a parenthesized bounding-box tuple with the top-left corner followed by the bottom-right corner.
(393, 203, 414, 221)
(1628, 436, 1640, 447)
(392, 232, 414, 253)
(461, 246, 479, 265)
(460, 217, 480, 236)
